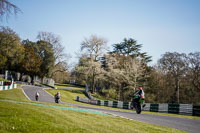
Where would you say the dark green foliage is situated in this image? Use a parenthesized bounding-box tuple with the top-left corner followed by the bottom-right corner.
(36, 40, 55, 77)
(99, 38, 152, 101)
(112, 38, 152, 63)
(21, 41, 42, 77)
(0, 26, 24, 71)
(21, 40, 55, 79)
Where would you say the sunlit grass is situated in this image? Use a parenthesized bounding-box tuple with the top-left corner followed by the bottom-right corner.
(0, 100, 186, 133)
(46, 88, 200, 120)
(0, 88, 194, 132)
(55, 83, 84, 90)
(0, 88, 29, 102)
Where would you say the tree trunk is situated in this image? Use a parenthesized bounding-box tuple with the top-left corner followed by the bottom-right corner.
(118, 85, 122, 101)
(174, 78, 180, 103)
(19, 73, 23, 81)
(91, 71, 95, 93)
(30, 75, 34, 85)
(118, 89, 121, 101)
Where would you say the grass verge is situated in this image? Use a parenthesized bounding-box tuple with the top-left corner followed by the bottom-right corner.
(46, 89, 86, 104)
(0, 88, 187, 133)
(55, 83, 84, 90)
(0, 88, 29, 102)
(46, 89, 200, 120)
(0, 100, 186, 133)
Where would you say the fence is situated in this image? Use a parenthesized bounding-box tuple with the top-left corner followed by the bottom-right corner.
(76, 96, 200, 116)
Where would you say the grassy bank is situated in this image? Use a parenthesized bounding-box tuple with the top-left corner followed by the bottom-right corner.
(0, 88, 187, 133)
(46, 89, 86, 104)
(55, 83, 84, 90)
(0, 88, 29, 102)
(46, 88, 200, 120)
(0, 101, 185, 133)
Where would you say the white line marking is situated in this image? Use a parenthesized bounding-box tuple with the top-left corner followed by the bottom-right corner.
(43, 88, 54, 98)
(21, 87, 31, 101)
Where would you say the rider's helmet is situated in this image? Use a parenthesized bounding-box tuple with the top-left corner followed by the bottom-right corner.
(138, 86, 143, 90)
(57, 92, 60, 97)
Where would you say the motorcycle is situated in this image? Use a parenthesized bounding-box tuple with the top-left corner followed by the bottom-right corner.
(35, 92, 39, 101)
(35, 95, 39, 101)
(55, 95, 60, 103)
(130, 95, 144, 114)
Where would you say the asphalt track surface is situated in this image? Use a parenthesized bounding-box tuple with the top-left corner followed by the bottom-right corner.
(22, 85, 200, 133)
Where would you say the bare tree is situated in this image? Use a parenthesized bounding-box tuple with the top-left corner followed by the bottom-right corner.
(158, 52, 188, 103)
(104, 53, 145, 100)
(75, 57, 103, 91)
(81, 35, 108, 61)
(187, 52, 200, 91)
(37, 32, 69, 63)
(0, 0, 21, 21)
(76, 35, 108, 92)
(51, 62, 70, 83)
(37, 32, 70, 77)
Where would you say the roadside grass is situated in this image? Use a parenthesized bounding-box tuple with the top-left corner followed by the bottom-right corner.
(0, 100, 186, 133)
(46, 89, 86, 104)
(0, 88, 186, 133)
(55, 83, 84, 90)
(17, 84, 22, 87)
(46, 88, 126, 110)
(0, 78, 9, 82)
(142, 111, 200, 120)
(91, 93, 116, 101)
(46, 89, 200, 120)
(0, 88, 29, 102)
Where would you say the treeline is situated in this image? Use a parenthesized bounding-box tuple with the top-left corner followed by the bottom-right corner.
(1, 27, 199, 104)
(1, 1, 199, 104)
(73, 35, 200, 104)
(148, 52, 200, 104)
(0, 26, 69, 83)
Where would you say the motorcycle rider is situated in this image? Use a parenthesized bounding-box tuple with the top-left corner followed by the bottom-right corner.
(55, 92, 60, 103)
(35, 91, 39, 101)
(131, 86, 145, 109)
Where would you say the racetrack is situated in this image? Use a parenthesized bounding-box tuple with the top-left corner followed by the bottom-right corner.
(22, 85, 200, 133)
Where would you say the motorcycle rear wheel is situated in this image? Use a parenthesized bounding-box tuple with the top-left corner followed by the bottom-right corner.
(136, 104, 142, 114)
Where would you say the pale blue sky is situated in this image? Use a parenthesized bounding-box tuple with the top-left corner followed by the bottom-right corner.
(2, 0, 200, 65)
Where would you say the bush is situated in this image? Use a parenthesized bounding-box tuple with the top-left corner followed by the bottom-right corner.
(102, 88, 117, 100)
(0, 78, 9, 82)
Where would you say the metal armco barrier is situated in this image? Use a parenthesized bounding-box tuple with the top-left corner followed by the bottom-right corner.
(193, 105, 200, 116)
(150, 104, 159, 112)
(168, 104, 180, 114)
(113, 101, 118, 108)
(179, 104, 193, 115)
(159, 103, 168, 113)
(104, 101, 108, 106)
(76, 96, 200, 116)
(123, 102, 129, 109)
(0, 82, 17, 91)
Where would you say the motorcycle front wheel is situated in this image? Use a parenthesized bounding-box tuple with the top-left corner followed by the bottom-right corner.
(55, 98, 60, 103)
